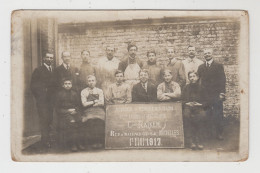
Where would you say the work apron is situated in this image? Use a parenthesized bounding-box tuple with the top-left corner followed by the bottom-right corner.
(124, 61, 141, 89)
(82, 93, 105, 122)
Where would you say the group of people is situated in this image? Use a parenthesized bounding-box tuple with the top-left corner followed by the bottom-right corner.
(30, 42, 226, 152)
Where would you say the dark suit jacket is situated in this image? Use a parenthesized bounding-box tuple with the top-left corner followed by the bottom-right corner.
(197, 60, 226, 103)
(52, 64, 80, 94)
(132, 81, 157, 102)
(118, 57, 143, 72)
(30, 65, 54, 103)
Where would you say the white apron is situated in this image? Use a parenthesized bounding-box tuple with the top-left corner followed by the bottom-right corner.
(124, 60, 141, 89)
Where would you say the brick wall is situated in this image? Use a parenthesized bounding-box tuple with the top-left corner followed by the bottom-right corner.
(57, 18, 240, 119)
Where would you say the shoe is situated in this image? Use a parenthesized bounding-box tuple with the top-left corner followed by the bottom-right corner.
(71, 144, 78, 152)
(190, 143, 196, 150)
(92, 143, 103, 149)
(197, 144, 204, 150)
(217, 135, 224, 140)
(78, 144, 85, 150)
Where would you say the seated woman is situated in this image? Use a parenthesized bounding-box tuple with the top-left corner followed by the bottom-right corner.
(182, 71, 206, 150)
(55, 78, 85, 152)
(81, 75, 105, 149)
(157, 69, 181, 102)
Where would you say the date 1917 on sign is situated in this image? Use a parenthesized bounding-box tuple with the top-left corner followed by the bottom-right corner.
(129, 138, 162, 147)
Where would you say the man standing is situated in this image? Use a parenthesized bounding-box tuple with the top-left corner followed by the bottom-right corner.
(182, 46, 203, 84)
(78, 50, 96, 91)
(118, 42, 143, 88)
(52, 51, 80, 94)
(31, 52, 55, 148)
(132, 69, 157, 102)
(143, 49, 162, 86)
(198, 48, 226, 140)
(96, 46, 120, 96)
(161, 48, 186, 88)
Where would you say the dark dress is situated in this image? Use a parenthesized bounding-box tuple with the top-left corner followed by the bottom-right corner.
(55, 88, 83, 147)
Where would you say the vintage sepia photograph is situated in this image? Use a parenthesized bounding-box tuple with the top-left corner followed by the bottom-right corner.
(11, 10, 248, 161)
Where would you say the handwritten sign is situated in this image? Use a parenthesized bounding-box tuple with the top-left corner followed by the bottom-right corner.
(105, 102, 184, 149)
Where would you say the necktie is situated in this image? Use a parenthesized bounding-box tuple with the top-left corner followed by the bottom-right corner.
(142, 83, 147, 92)
(49, 66, 52, 72)
(206, 62, 210, 68)
(66, 65, 69, 70)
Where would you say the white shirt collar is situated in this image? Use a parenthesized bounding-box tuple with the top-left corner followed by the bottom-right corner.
(63, 63, 70, 69)
(44, 63, 52, 70)
(105, 57, 116, 62)
(206, 58, 213, 66)
(187, 57, 197, 63)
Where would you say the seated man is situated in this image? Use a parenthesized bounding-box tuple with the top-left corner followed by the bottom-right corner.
(157, 69, 181, 102)
(55, 78, 85, 152)
(81, 75, 105, 148)
(182, 71, 206, 150)
(132, 69, 157, 102)
(105, 70, 132, 104)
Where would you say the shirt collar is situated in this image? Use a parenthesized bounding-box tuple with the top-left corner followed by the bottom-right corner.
(206, 58, 213, 66)
(63, 63, 70, 69)
(128, 56, 137, 64)
(116, 82, 123, 86)
(187, 57, 197, 63)
(43, 63, 51, 69)
(105, 57, 116, 62)
(142, 82, 147, 87)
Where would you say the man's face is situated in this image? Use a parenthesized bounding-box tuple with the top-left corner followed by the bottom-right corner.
(129, 46, 137, 59)
(204, 49, 213, 61)
(148, 53, 156, 63)
(106, 47, 115, 60)
(62, 52, 71, 65)
(87, 77, 96, 88)
(115, 73, 124, 83)
(63, 80, 72, 90)
(81, 51, 90, 63)
(163, 72, 172, 83)
(139, 72, 149, 83)
(188, 47, 196, 58)
(167, 48, 174, 59)
(188, 73, 199, 84)
(43, 53, 54, 66)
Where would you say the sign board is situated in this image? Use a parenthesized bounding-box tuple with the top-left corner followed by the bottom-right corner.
(105, 102, 184, 149)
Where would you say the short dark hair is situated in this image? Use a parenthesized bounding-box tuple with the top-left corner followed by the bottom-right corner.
(147, 49, 156, 57)
(187, 45, 196, 49)
(61, 77, 72, 85)
(188, 71, 198, 78)
(81, 49, 90, 55)
(43, 52, 54, 59)
(106, 46, 115, 51)
(127, 42, 138, 51)
(139, 69, 149, 76)
(115, 70, 124, 76)
(162, 69, 172, 76)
